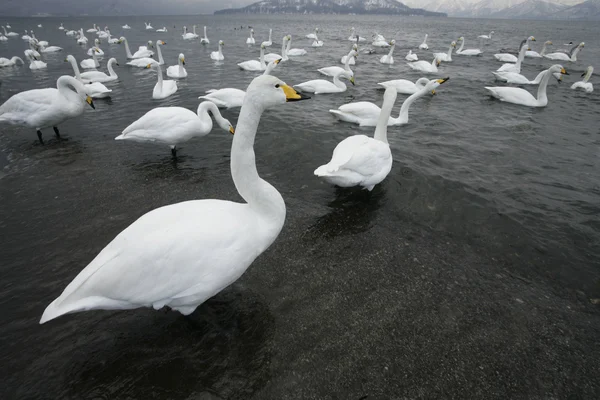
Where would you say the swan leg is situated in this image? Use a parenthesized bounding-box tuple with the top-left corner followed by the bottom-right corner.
(53, 126, 61, 139)
(170, 145, 177, 158)
(36, 130, 44, 144)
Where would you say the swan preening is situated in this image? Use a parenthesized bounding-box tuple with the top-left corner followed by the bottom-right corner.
(571, 66, 593, 93)
(116, 101, 234, 157)
(486, 65, 568, 107)
(0, 76, 95, 143)
(40, 75, 309, 324)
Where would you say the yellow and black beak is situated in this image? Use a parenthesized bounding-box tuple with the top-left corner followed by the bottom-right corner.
(146, 64, 152, 69)
(531, 37, 536, 41)
(436, 77, 449, 84)
(581, 71, 587, 77)
(274, 58, 282, 65)
(281, 84, 310, 102)
(229, 125, 235, 135)
(561, 67, 569, 75)
(86, 95, 95, 109)
(350, 76, 355, 86)
(161, 41, 166, 45)
(182, 58, 185, 65)
(431, 90, 436, 95)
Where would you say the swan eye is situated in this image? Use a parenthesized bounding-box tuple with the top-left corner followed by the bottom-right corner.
(275, 84, 280, 88)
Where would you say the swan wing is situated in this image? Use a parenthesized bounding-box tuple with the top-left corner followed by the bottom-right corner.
(492, 72, 529, 84)
(293, 80, 336, 93)
(0, 88, 58, 126)
(377, 79, 416, 94)
(318, 66, 344, 77)
(264, 53, 281, 63)
(200, 89, 245, 108)
(336, 102, 381, 120)
(237, 60, 262, 71)
(486, 86, 536, 105)
(118, 107, 202, 143)
(126, 58, 157, 67)
(544, 52, 569, 61)
(80, 70, 109, 82)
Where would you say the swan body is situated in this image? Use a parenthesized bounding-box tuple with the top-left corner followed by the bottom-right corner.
(377, 77, 431, 94)
(379, 40, 395, 64)
(2, 26, 18, 37)
(306, 28, 319, 39)
(330, 78, 447, 127)
(571, 66, 593, 93)
(456, 37, 482, 56)
(486, 65, 568, 107)
(0, 76, 94, 143)
(497, 42, 528, 73)
(319, 48, 357, 77)
(495, 36, 535, 62)
(87, 24, 98, 33)
(246, 29, 255, 45)
(340, 45, 358, 65)
(107, 32, 120, 44)
(156, 27, 168, 32)
(316, 87, 397, 191)
(294, 70, 354, 94)
(65, 55, 112, 99)
(261, 29, 272, 47)
(40, 44, 63, 53)
(166, 53, 187, 78)
(200, 26, 209, 44)
(76, 30, 88, 45)
(58, 23, 64, 30)
(419, 34, 429, 50)
(348, 27, 365, 42)
(87, 39, 104, 56)
(286, 36, 307, 57)
(478, 31, 494, 40)
(239, 45, 267, 71)
(39, 75, 308, 324)
(127, 40, 165, 67)
(526, 41, 552, 58)
(372, 33, 390, 48)
(65, 29, 77, 36)
(405, 50, 418, 61)
(312, 33, 324, 47)
(407, 57, 440, 73)
(211, 41, 225, 61)
(25, 51, 47, 70)
(80, 48, 100, 69)
(122, 24, 131, 29)
(433, 41, 457, 62)
(265, 35, 289, 62)
(200, 88, 246, 108)
(121, 37, 155, 60)
(182, 25, 198, 40)
(492, 70, 547, 85)
(22, 31, 32, 41)
(145, 22, 154, 30)
(0, 56, 24, 67)
(148, 63, 177, 99)
(79, 58, 119, 83)
(545, 42, 584, 62)
(0, 35, 7, 41)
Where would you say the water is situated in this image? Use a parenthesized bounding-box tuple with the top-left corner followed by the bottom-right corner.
(1, 14, 599, 399)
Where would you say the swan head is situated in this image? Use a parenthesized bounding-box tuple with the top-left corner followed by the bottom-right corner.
(219, 40, 224, 46)
(178, 53, 185, 64)
(147, 41, 154, 48)
(159, 40, 166, 46)
(389, 39, 396, 46)
(119, 36, 126, 41)
(85, 95, 95, 109)
(64, 55, 76, 63)
(428, 77, 449, 95)
(528, 36, 536, 41)
(352, 44, 358, 51)
(336, 70, 355, 85)
(108, 57, 119, 66)
(579, 42, 585, 48)
(545, 41, 553, 45)
(316, 28, 319, 32)
(246, 75, 309, 110)
(582, 66, 593, 77)
(549, 64, 568, 76)
(94, 38, 100, 45)
(457, 36, 464, 42)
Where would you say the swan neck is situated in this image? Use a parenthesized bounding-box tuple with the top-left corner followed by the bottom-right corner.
(536, 69, 552, 103)
(156, 64, 163, 89)
(583, 68, 593, 82)
(333, 74, 347, 90)
(157, 43, 164, 64)
(199, 101, 227, 127)
(541, 43, 547, 56)
(204, 26, 207, 37)
(344, 49, 353, 70)
(124, 38, 133, 58)
(458, 40, 464, 52)
(260, 46, 266, 68)
(374, 91, 397, 144)
(387, 44, 395, 57)
(69, 57, 82, 79)
(395, 88, 425, 124)
(571, 46, 581, 61)
(533, 71, 545, 84)
(57, 77, 85, 105)
(447, 45, 453, 58)
(107, 59, 117, 76)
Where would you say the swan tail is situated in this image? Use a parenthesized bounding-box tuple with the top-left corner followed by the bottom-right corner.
(40, 295, 138, 324)
(115, 133, 126, 140)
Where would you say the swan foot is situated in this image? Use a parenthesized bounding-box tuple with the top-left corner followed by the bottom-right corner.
(36, 130, 44, 144)
(53, 126, 61, 139)
(170, 145, 177, 158)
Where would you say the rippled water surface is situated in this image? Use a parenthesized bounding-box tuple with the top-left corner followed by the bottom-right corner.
(1, 14, 599, 399)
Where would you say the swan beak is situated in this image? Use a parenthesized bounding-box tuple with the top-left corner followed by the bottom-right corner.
(561, 68, 569, 75)
(274, 58, 282, 64)
(281, 84, 310, 102)
(581, 71, 586, 77)
(116, 62, 120, 66)
(146, 64, 152, 68)
(436, 77, 449, 84)
(86, 96, 95, 109)
(229, 126, 235, 135)
(431, 90, 436, 95)
(350, 76, 355, 85)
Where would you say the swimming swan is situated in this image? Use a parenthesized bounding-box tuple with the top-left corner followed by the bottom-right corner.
(39, 75, 309, 324)
(121, 37, 154, 59)
(238, 44, 267, 71)
(127, 40, 165, 67)
(261, 29, 273, 47)
(492, 70, 549, 85)
(571, 66, 593, 93)
(348, 27, 366, 42)
(80, 57, 119, 83)
(286, 35, 307, 57)
(544, 42, 584, 62)
(294, 70, 355, 94)
(0, 56, 24, 67)
(80, 47, 101, 69)
(340, 44, 358, 65)
(495, 36, 535, 62)
(497, 41, 528, 73)
(379, 40, 395, 64)
(246, 29, 255, 45)
(377, 77, 431, 94)
(318, 48, 357, 77)
(407, 57, 441, 73)
(65, 55, 112, 98)
(419, 34, 429, 50)
(456, 37, 482, 56)
(166, 53, 187, 78)
(211, 41, 225, 61)
(265, 35, 289, 63)
(433, 41, 457, 62)
(526, 41, 552, 58)
(200, 26, 210, 44)
(148, 63, 177, 100)
(306, 27, 319, 40)
(405, 50, 418, 61)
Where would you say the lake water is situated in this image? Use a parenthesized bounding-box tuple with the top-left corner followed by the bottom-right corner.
(1, 14, 599, 399)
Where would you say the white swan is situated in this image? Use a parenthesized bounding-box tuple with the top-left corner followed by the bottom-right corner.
(38, 24, 43, 28)
(0, 56, 24, 67)
(492, 70, 549, 85)
(246, 29, 255, 45)
(116, 102, 234, 156)
(330, 78, 447, 127)
(312, 33, 324, 48)
(0, 34, 7, 41)
(571, 66, 593, 93)
(126, 40, 165, 67)
(294, 70, 354, 94)
(348, 27, 366, 42)
(22, 30, 32, 41)
(261, 29, 273, 47)
(86, 24, 98, 33)
(0, 75, 94, 143)
(306, 27, 319, 40)
(545, 42, 584, 62)
(200, 26, 209, 44)
(286, 35, 307, 57)
(265, 35, 289, 63)
(210, 41, 225, 61)
(238, 44, 267, 72)
(377, 77, 431, 94)
(182, 25, 198, 40)
(372, 33, 390, 48)
(39, 43, 63, 53)
(156, 27, 168, 33)
(80, 48, 100, 69)
(456, 37, 482, 56)
(405, 50, 418, 61)
(167, 53, 187, 78)
(497, 42, 528, 73)
(526, 41, 552, 58)
(39, 75, 308, 324)
(319, 48, 357, 77)
(2, 25, 18, 37)
(80, 57, 119, 83)
(121, 37, 154, 59)
(478, 31, 494, 40)
(65, 54, 112, 98)
(485, 65, 568, 107)
(97, 27, 109, 39)
(76, 29, 88, 45)
(419, 34, 429, 50)
(25, 50, 47, 70)
(122, 24, 131, 29)
(407, 57, 440, 73)
(107, 31, 120, 44)
(58, 23, 64, 30)
(146, 63, 177, 99)
(315, 86, 396, 191)
(433, 41, 457, 62)
(87, 39, 104, 56)
(379, 40, 395, 64)
(495, 36, 535, 62)
(145, 22, 154, 30)
(65, 29, 77, 37)
(340, 44, 358, 65)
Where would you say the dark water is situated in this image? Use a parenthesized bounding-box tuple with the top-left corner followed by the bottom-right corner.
(1, 14, 599, 399)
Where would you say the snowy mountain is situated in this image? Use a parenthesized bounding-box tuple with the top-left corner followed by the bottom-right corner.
(491, 0, 568, 18)
(215, 0, 447, 15)
(550, 0, 600, 19)
(402, 0, 471, 14)
(403, 0, 586, 17)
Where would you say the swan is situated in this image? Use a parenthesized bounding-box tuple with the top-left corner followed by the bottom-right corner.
(526, 41, 552, 58)
(58, 23, 64, 30)
(156, 27, 168, 33)
(456, 37, 482, 56)
(97, 27, 109, 39)
(377, 77, 431, 94)
(145, 22, 154, 30)
(200, 26, 209, 44)
(121, 37, 154, 59)
(294, 70, 354, 94)
(286, 35, 307, 57)
(65, 29, 77, 37)
(492, 70, 549, 85)
(0, 75, 94, 143)
(312, 33, 324, 48)
(261, 29, 272, 47)
(379, 40, 395, 64)
(497, 42, 528, 73)
(372, 33, 390, 48)
(107, 31, 121, 44)
(319, 48, 357, 77)
(544, 42, 584, 62)
(86, 24, 98, 33)
(495, 36, 535, 62)
(6, 24, 10, 28)
(315, 86, 396, 191)
(39, 43, 63, 53)
(80, 57, 119, 83)
(39, 75, 309, 324)
(478, 31, 494, 40)
(87, 39, 104, 56)
(0, 56, 24, 67)
(148, 63, 177, 100)
(246, 29, 255, 45)
(407, 57, 440, 74)
(348, 27, 366, 42)
(433, 41, 457, 62)
(182, 25, 197, 40)
(80, 48, 100, 69)
(571, 66, 593, 93)
(76, 29, 88, 45)
(238, 44, 267, 72)
(330, 78, 447, 127)
(25, 51, 47, 70)
(2, 26, 18, 37)
(485, 65, 568, 107)
(210, 41, 225, 61)
(306, 28, 319, 39)
(405, 50, 418, 61)
(22, 30, 32, 41)
(265, 35, 289, 62)
(116, 101, 234, 157)
(122, 24, 131, 29)
(419, 34, 429, 50)
(38, 24, 43, 28)
(126, 40, 165, 67)
(340, 44, 358, 65)
(167, 53, 187, 78)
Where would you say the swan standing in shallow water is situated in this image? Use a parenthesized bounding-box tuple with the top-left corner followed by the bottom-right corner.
(87, 38, 104, 56)
(79, 57, 119, 83)
(148, 63, 177, 99)
(0, 56, 24, 67)
(265, 35, 289, 62)
(319, 48, 357, 77)
(116, 101, 234, 157)
(433, 41, 457, 62)
(238, 44, 267, 71)
(486, 65, 568, 107)
(405, 50, 418, 61)
(571, 66, 593, 93)
(200, 26, 209, 44)
(65, 55, 112, 98)
(379, 40, 395, 64)
(407, 57, 441, 73)
(246, 29, 255, 45)
(526, 41, 552, 58)
(39, 75, 309, 324)
(330, 78, 448, 127)
(495, 36, 535, 62)
(419, 34, 429, 50)
(545, 42, 584, 62)
(377, 77, 431, 94)
(294, 70, 355, 94)
(0, 76, 94, 143)
(211, 40, 225, 61)
(456, 37, 482, 56)
(167, 53, 187, 78)
(315, 86, 397, 191)
(127, 40, 165, 67)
